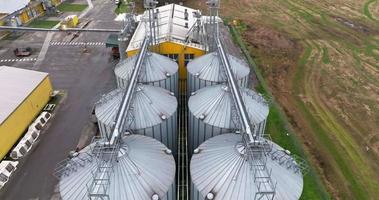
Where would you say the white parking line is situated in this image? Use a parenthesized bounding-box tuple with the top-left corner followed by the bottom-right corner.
(0, 58, 38, 63)
(49, 41, 105, 46)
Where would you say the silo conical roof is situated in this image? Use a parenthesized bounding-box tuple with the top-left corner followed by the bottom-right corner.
(187, 52, 250, 82)
(191, 134, 303, 200)
(59, 135, 176, 200)
(115, 52, 178, 83)
(188, 84, 268, 129)
(95, 85, 177, 130)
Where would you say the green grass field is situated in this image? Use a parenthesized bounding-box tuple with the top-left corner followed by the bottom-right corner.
(229, 24, 330, 200)
(27, 20, 60, 29)
(57, 3, 87, 12)
(115, 1, 129, 14)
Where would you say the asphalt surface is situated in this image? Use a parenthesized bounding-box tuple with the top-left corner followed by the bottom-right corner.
(0, 0, 120, 199)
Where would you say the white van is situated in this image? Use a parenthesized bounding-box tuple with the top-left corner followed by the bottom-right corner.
(0, 161, 19, 189)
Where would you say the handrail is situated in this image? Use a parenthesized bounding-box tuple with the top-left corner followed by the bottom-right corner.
(110, 36, 150, 145)
(216, 37, 256, 143)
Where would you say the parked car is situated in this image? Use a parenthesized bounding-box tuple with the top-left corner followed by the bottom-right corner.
(13, 47, 32, 57)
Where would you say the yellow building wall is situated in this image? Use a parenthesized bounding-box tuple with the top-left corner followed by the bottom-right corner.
(126, 41, 205, 80)
(35, 4, 45, 15)
(0, 19, 7, 39)
(19, 10, 30, 24)
(0, 77, 53, 159)
(51, 0, 62, 6)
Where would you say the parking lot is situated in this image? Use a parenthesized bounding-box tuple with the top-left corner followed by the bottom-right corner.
(0, 0, 121, 199)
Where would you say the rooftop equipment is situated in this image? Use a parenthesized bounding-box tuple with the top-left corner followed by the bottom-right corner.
(58, 134, 176, 200)
(115, 52, 179, 96)
(190, 134, 304, 200)
(186, 52, 249, 96)
(188, 84, 268, 154)
(95, 85, 178, 154)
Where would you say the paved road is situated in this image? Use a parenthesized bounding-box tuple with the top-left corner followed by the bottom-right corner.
(0, 0, 120, 199)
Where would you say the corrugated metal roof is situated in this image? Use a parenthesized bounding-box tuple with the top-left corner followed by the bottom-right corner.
(188, 84, 268, 129)
(0, 0, 29, 14)
(59, 134, 176, 200)
(187, 52, 250, 82)
(127, 4, 206, 51)
(95, 85, 177, 130)
(115, 52, 178, 83)
(0, 66, 48, 124)
(190, 134, 303, 200)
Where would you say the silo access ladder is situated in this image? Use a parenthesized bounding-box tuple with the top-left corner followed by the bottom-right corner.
(86, 137, 121, 200)
(245, 140, 277, 200)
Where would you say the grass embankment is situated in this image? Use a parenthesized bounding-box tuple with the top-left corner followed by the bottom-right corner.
(115, 1, 130, 14)
(229, 23, 330, 200)
(364, 0, 378, 22)
(27, 20, 60, 28)
(57, 3, 88, 12)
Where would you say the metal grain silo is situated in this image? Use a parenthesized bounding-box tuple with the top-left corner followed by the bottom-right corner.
(187, 52, 250, 95)
(190, 133, 304, 200)
(188, 84, 268, 154)
(59, 134, 176, 200)
(95, 85, 178, 154)
(115, 52, 179, 96)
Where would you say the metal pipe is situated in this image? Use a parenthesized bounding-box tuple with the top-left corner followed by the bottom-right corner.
(0, 26, 120, 33)
(216, 37, 256, 143)
(110, 36, 150, 145)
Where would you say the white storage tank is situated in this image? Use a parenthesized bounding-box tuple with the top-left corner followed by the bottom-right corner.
(187, 52, 250, 95)
(115, 52, 179, 96)
(190, 134, 304, 200)
(95, 85, 178, 154)
(188, 84, 268, 154)
(59, 134, 176, 200)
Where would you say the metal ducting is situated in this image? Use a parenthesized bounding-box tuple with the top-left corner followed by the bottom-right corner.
(187, 52, 250, 95)
(115, 52, 179, 96)
(95, 85, 178, 154)
(59, 135, 176, 200)
(188, 84, 268, 154)
(190, 134, 303, 200)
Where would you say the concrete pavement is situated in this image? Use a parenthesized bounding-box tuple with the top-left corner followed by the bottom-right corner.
(0, 0, 120, 199)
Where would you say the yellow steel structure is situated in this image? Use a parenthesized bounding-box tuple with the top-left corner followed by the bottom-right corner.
(0, 67, 53, 159)
(127, 41, 205, 80)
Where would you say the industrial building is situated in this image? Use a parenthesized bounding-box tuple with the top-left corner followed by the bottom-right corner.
(53, 1, 307, 200)
(0, 66, 53, 159)
(126, 3, 208, 80)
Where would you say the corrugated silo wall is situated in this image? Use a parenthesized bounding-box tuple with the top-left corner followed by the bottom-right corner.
(133, 112, 178, 156)
(187, 73, 218, 97)
(98, 112, 178, 156)
(188, 109, 233, 157)
(116, 72, 179, 97)
(255, 118, 267, 138)
(190, 181, 202, 200)
(163, 182, 176, 200)
(187, 72, 249, 97)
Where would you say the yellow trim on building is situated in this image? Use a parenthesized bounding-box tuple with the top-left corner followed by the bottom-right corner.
(19, 10, 30, 24)
(35, 3, 45, 15)
(0, 77, 53, 159)
(127, 41, 205, 80)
